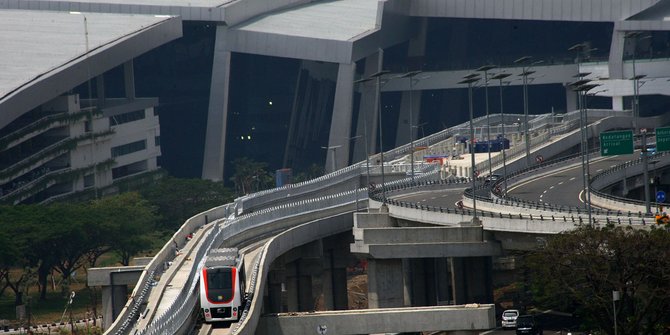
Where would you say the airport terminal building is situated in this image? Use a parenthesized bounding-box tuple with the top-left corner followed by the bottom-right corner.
(1, 0, 670, 203)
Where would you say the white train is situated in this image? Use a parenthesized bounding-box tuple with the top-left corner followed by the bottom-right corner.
(199, 248, 246, 322)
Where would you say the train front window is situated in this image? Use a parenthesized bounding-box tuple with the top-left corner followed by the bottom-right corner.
(206, 268, 234, 302)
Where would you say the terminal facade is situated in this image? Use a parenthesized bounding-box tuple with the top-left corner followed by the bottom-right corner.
(1, 0, 670, 203)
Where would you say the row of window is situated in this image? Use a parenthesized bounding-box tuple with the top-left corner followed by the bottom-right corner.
(110, 136, 160, 158)
(111, 140, 146, 158)
(110, 110, 145, 126)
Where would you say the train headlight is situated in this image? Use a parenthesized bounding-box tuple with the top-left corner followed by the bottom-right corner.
(233, 307, 237, 311)
(204, 309, 210, 313)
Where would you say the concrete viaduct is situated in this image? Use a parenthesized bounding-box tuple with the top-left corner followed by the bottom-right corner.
(82, 111, 667, 335)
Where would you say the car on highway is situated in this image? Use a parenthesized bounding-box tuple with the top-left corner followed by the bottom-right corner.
(516, 315, 542, 335)
(641, 146, 657, 156)
(485, 174, 502, 185)
(501, 309, 520, 329)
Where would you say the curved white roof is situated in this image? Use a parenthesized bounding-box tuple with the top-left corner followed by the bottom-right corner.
(0, 9, 182, 129)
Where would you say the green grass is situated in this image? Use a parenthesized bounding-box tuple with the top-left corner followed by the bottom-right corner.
(0, 273, 102, 330)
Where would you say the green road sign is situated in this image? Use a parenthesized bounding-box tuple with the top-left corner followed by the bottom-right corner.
(656, 127, 670, 152)
(600, 130, 634, 156)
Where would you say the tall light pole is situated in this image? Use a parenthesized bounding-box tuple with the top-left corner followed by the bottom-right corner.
(356, 71, 390, 201)
(353, 78, 374, 189)
(372, 70, 390, 202)
(71, 11, 98, 199)
(568, 42, 598, 217)
(570, 80, 600, 225)
(400, 70, 423, 183)
(624, 32, 652, 214)
(458, 74, 481, 220)
(476, 65, 496, 177)
(624, 32, 651, 132)
(321, 145, 342, 173)
(491, 72, 511, 194)
(570, 76, 591, 214)
(514, 56, 542, 167)
(631, 74, 650, 214)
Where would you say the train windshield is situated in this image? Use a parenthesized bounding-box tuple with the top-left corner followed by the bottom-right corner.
(206, 267, 234, 302)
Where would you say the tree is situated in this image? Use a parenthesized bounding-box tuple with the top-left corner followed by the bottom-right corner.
(526, 225, 670, 334)
(139, 177, 233, 230)
(229, 157, 274, 196)
(0, 205, 39, 305)
(293, 163, 324, 183)
(91, 192, 159, 265)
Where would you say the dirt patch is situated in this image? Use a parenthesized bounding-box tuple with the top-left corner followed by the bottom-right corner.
(347, 274, 368, 309)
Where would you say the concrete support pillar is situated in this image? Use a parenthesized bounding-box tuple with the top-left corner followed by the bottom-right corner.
(285, 260, 315, 312)
(202, 26, 231, 181)
(352, 49, 384, 162)
(450, 257, 493, 305)
(409, 258, 430, 306)
(435, 257, 451, 305)
(612, 96, 624, 111)
(608, 26, 626, 80)
(367, 258, 404, 308)
(402, 258, 412, 307)
(325, 63, 356, 173)
(321, 249, 349, 310)
(266, 267, 286, 313)
(123, 60, 135, 100)
(101, 284, 127, 330)
(565, 86, 578, 113)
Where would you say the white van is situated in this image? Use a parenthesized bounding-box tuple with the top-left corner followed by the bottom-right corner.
(502, 309, 520, 329)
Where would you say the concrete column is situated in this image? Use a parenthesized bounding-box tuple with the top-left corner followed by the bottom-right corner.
(266, 268, 285, 313)
(352, 49, 384, 162)
(435, 257, 451, 305)
(565, 86, 578, 113)
(367, 258, 404, 308)
(402, 258, 412, 307)
(608, 26, 626, 80)
(450, 257, 493, 305)
(450, 257, 467, 305)
(123, 60, 135, 100)
(202, 26, 231, 181)
(285, 260, 315, 312)
(321, 249, 349, 310)
(325, 63, 356, 173)
(612, 96, 624, 111)
(409, 258, 428, 306)
(101, 284, 127, 330)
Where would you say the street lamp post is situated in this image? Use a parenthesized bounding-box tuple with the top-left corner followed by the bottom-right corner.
(353, 79, 374, 190)
(321, 145, 342, 173)
(570, 76, 592, 215)
(476, 65, 497, 177)
(491, 72, 512, 194)
(570, 80, 600, 225)
(71, 11, 98, 199)
(372, 70, 390, 202)
(625, 32, 651, 132)
(458, 74, 481, 220)
(642, 128, 652, 214)
(514, 56, 542, 167)
(355, 70, 390, 201)
(400, 70, 423, 183)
